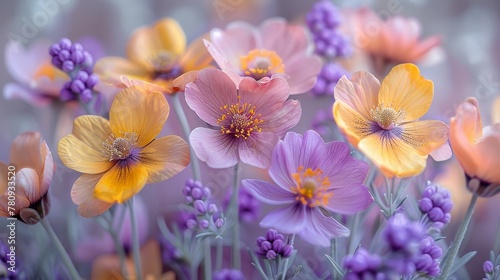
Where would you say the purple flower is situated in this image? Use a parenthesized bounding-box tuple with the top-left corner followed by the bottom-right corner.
(0, 239, 20, 279)
(418, 182, 452, 225)
(242, 130, 373, 246)
(185, 68, 301, 168)
(416, 236, 442, 276)
(343, 248, 383, 280)
(213, 269, 245, 280)
(483, 260, 494, 274)
(312, 63, 349, 97)
(255, 229, 294, 259)
(224, 186, 261, 223)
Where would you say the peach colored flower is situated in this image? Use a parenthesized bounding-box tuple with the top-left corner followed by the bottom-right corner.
(493, 96, 500, 124)
(450, 97, 500, 197)
(333, 63, 450, 178)
(95, 18, 212, 95)
(58, 87, 190, 217)
(0, 131, 54, 224)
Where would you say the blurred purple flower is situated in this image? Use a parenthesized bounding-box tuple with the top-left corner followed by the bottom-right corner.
(213, 269, 245, 280)
(483, 260, 494, 274)
(311, 62, 349, 97)
(242, 130, 372, 246)
(0, 239, 20, 279)
(224, 186, 261, 223)
(343, 248, 383, 280)
(418, 182, 452, 226)
(416, 236, 442, 276)
(255, 229, 294, 259)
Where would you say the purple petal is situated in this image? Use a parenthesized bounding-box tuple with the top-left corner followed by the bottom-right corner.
(260, 203, 308, 234)
(268, 131, 303, 188)
(3, 82, 53, 107)
(238, 131, 279, 168)
(324, 183, 373, 215)
(241, 179, 294, 205)
(299, 209, 350, 247)
(189, 127, 239, 168)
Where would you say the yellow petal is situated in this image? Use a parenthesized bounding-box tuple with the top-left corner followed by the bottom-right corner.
(58, 134, 113, 174)
(126, 18, 186, 70)
(71, 174, 113, 218)
(94, 163, 149, 204)
(334, 71, 380, 120)
(358, 131, 428, 178)
(178, 35, 213, 72)
(333, 101, 374, 147)
(493, 96, 500, 124)
(398, 120, 449, 156)
(139, 136, 190, 183)
(378, 63, 433, 121)
(109, 87, 169, 147)
(94, 57, 151, 87)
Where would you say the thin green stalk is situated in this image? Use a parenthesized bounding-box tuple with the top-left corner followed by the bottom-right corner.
(216, 239, 223, 271)
(41, 219, 81, 279)
(203, 238, 212, 280)
(280, 234, 296, 280)
(231, 163, 241, 269)
(331, 238, 337, 280)
(438, 193, 478, 280)
(171, 93, 202, 181)
(96, 215, 127, 279)
(127, 198, 143, 280)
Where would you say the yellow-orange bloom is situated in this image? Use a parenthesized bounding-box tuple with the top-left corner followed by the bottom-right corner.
(449, 97, 500, 197)
(333, 63, 450, 178)
(58, 87, 190, 217)
(95, 18, 212, 94)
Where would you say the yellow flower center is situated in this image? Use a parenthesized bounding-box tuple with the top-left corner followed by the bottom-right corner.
(103, 132, 138, 161)
(291, 166, 332, 207)
(370, 105, 406, 130)
(217, 96, 264, 140)
(240, 49, 285, 80)
(150, 50, 176, 72)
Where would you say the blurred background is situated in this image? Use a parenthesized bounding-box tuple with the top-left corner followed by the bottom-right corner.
(1, 0, 499, 279)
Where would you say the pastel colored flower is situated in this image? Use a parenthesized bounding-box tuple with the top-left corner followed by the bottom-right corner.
(205, 18, 322, 94)
(0, 131, 53, 224)
(3, 40, 68, 106)
(333, 63, 451, 178)
(449, 97, 500, 197)
(58, 87, 190, 217)
(95, 18, 212, 94)
(242, 130, 372, 246)
(185, 68, 301, 169)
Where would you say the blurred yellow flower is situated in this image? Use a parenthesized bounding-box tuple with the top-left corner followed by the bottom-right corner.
(95, 18, 212, 94)
(333, 63, 450, 178)
(58, 87, 190, 217)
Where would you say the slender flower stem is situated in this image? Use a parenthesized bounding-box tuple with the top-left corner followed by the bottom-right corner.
(216, 238, 223, 271)
(97, 214, 128, 279)
(203, 238, 212, 280)
(231, 163, 241, 269)
(127, 198, 143, 280)
(438, 193, 478, 280)
(280, 234, 296, 280)
(171, 93, 202, 181)
(330, 238, 337, 280)
(41, 218, 81, 279)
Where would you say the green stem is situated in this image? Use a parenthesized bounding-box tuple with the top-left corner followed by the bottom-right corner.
(216, 238, 223, 271)
(231, 163, 241, 269)
(203, 238, 212, 280)
(171, 93, 202, 181)
(280, 234, 296, 280)
(438, 193, 478, 280)
(127, 198, 143, 280)
(96, 215, 128, 279)
(41, 219, 81, 279)
(330, 238, 337, 280)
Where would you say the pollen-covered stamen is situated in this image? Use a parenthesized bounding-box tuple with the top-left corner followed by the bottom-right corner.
(217, 97, 264, 140)
(150, 50, 176, 73)
(291, 166, 332, 207)
(240, 49, 285, 80)
(370, 105, 406, 130)
(103, 132, 138, 161)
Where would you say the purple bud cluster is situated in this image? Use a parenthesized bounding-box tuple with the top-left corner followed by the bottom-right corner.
(311, 62, 349, 96)
(415, 236, 442, 276)
(255, 229, 294, 260)
(183, 179, 225, 232)
(343, 248, 383, 280)
(418, 183, 453, 226)
(213, 269, 245, 280)
(306, 0, 351, 58)
(49, 38, 98, 103)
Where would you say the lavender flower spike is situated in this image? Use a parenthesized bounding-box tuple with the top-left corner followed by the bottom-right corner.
(418, 182, 453, 226)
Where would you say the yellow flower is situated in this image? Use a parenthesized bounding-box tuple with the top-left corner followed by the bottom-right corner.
(95, 18, 212, 94)
(58, 87, 190, 217)
(333, 63, 450, 178)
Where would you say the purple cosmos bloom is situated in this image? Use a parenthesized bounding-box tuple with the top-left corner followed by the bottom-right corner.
(242, 130, 373, 246)
(185, 68, 301, 168)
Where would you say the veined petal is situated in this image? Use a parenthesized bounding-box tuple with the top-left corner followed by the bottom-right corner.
(94, 163, 149, 204)
(72, 115, 112, 151)
(269, 133, 301, 190)
(260, 203, 308, 234)
(171, 70, 198, 93)
(189, 128, 239, 169)
(139, 135, 190, 183)
(10, 131, 43, 171)
(16, 168, 42, 204)
(378, 63, 433, 121)
(325, 183, 372, 215)
(260, 18, 310, 61)
(178, 36, 213, 72)
(71, 174, 113, 218)
(209, 23, 258, 70)
(299, 209, 350, 247)
(238, 131, 279, 169)
(334, 72, 380, 120)
(241, 179, 294, 205)
(39, 144, 54, 195)
(475, 127, 500, 183)
(333, 101, 375, 147)
(358, 131, 428, 178)
(279, 52, 322, 94)
(110, 87, 169, 147)
(398, 120, 450, 157)
(94, 57, 150, 86)
(262, 99, 301, 138)
(238, 76, 290, 114)
(58, 135, 113, 174)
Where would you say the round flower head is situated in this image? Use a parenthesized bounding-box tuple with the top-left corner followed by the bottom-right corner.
(0, 131, 53, 224)
(95, 18, 212, 94)
(185, 68, 301, 169)
(333, 63, 451, 178)
(58, 86, 190, 217)
(205, 18, 322, 94)
(242, 130, 373, 246)
(449, 97, 500, 197)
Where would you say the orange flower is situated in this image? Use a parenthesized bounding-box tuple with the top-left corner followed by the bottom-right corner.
(95, 18, 212, 94)
(0, 131, 53, 224)
(58, 87, 190, 217)
(449, 97, 500, 197)
(333, 63, 450, 178)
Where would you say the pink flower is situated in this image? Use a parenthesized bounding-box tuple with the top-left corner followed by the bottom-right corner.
(205, 18, 322, 94)
(3, 40, 68, 107)
(185, 68, 301, 168)
(242, 130, 373, 246)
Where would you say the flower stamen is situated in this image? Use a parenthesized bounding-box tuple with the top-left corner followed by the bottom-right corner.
(291, 166, 332, 207)
(370, 105, 406, 130)
(217, 96, 264, 140)
(240, 49, 285, 80)
(103, 132, 138, 161)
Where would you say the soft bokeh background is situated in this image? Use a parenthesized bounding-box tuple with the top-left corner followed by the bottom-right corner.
(1, 0, 499, 279)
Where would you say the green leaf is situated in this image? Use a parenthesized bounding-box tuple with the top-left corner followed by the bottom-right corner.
(449, 251, 477, 275)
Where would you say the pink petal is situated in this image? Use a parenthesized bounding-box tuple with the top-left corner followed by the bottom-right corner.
(429, 142, 452, 161)
(238, 131, 279, 168)
(410, 36, 441, 62)
(3, 83, 53, 107)
(238, 76, 290, 116)
(71, 174, 113, 218)
(16, 168, 41, 204)
(334, 72, 380, 120)
(39, 142, 54, 195)
(260, 18, 310, 61)
(262, 99, 301, 138)
(185, 68, 238, 126)
(299, 209, 350, 246)
(260, 203, 308, 233)
(5, 40, 51, 85)
(241, 179, 294, 205)
(280, 53, 322, 94)
(189, 127, 239, 169)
